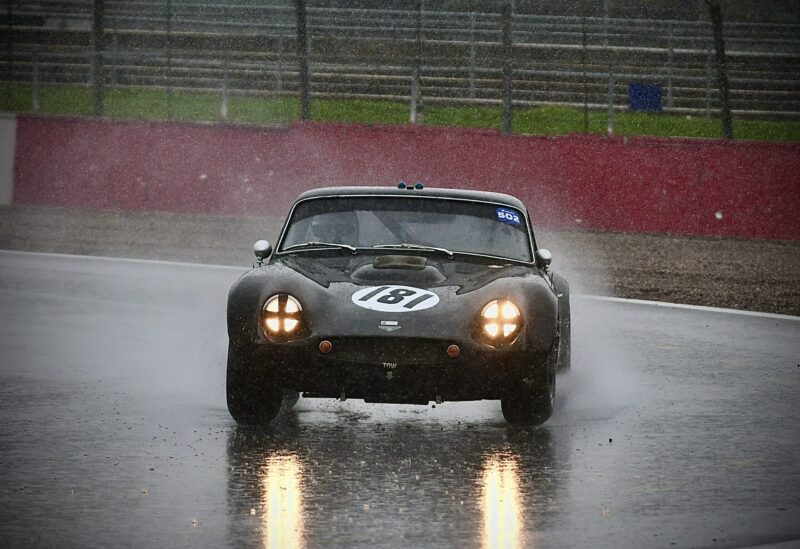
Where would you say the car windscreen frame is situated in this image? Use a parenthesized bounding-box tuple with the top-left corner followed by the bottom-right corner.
(274, 194, 536, 264)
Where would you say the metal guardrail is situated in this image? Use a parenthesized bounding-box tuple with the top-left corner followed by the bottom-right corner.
(2, 1, 799, 121)
(9, 2, 799, 53)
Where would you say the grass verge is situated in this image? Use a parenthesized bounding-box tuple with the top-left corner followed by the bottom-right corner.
(3, 83, 799, 141)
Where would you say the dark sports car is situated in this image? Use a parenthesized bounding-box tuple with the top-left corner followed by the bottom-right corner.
(226, 184, 570, 425)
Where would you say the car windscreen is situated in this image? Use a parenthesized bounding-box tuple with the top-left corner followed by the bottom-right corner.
(279, 196, 533, 262)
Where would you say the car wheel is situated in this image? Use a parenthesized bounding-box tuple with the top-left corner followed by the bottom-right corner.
(501, 349, 556, 426)
(552, 272, 571, 372)
(226, 343, 283, 425)
(283, 390, 300, 409)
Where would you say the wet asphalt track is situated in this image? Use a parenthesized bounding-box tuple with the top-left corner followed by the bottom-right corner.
(0, 250, 799, 549)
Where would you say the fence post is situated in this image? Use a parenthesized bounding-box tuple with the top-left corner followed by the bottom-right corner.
(32, 51, 39, 111)
(468, 12, 476, 99)
(581, 7, 589, 132)
(4, 3, 12, 111)
(276, 24, 284, 92)
(410, 0, 423, 124)
(219, 5, 229, 120)
(666, 21, 673, 110)
(704, 43, 711, 118)
(699, 1, 711, 118)
(501, 1, 513, 134)
(89, 30, 95, 85)
(220, 55, 229, 120)
(295, 0, 311, 120)
(110, 17, 118, 86)
(607, 64, 614, 136)
(92, 0, 105, 117)
(165, 0, 173, 120)
(705, 0, 733, 139)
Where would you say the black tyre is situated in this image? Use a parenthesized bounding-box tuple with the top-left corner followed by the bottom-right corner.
(552, 272, 571, 372)
(226, 343, 283, 425)
(283, 390, 300, 409)
(501, 348, 556, 426)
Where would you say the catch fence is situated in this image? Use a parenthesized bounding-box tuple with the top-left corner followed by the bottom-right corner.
(2, 0, 799, 130)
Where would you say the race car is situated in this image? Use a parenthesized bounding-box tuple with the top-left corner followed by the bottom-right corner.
(226, 184, 570, 425)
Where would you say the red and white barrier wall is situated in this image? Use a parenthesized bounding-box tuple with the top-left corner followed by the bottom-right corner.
(4, 114, 800, 240)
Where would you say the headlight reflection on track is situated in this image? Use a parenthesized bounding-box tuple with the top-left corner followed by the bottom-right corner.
(261, 452, 305, 549)
(481, 453, 524, 549)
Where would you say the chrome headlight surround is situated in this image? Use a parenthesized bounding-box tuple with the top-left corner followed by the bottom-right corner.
(477, 299, 523, 347)
(261, 294, 305, 341)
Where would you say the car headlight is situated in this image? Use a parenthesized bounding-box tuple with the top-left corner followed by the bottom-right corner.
(479, 299, 522, 345)
(262, 294, 304, 340)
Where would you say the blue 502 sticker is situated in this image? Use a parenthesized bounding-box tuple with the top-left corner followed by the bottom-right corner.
(496, 208, 521, 226)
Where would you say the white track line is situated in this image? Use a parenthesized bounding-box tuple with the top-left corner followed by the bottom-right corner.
(576, 294, 799, 321)
(0, 249, 246, 272)
(2, 249, 798, 321)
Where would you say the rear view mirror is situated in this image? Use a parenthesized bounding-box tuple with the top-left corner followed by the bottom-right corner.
(254, 240, 272, 265)
(535, 248, 552, 270)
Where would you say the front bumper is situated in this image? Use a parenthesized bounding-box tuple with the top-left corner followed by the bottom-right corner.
(236, 335, 553, 403)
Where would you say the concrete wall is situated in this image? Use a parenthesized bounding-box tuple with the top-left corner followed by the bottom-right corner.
(10, 115, 800, 240)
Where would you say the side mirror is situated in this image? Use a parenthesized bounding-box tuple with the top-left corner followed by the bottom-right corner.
(535, 248, 552, 270)
(254, 240, 272, 266)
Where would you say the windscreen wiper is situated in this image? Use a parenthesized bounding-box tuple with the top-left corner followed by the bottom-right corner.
(282, 241, 358, 254)
(373, 243, 454, 259)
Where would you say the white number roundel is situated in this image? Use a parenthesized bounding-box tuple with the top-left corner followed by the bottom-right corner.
(351, 285, 440, 312)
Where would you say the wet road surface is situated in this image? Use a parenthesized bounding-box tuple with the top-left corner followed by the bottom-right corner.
(1, 251, 799, 548)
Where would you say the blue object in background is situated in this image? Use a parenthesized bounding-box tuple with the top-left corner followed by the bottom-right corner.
(628, 83, 663, 112)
